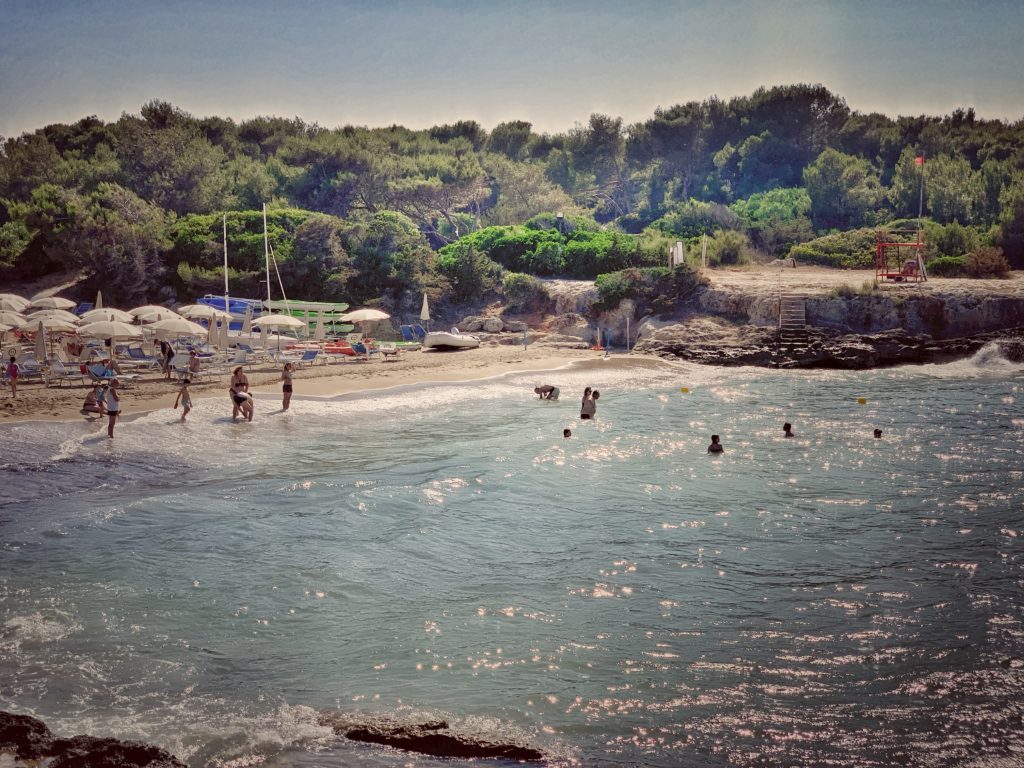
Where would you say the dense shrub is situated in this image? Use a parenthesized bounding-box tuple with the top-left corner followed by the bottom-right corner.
(502, 272, 550, 311)
(592, 264, 704, 314)
(788, 227, 877, 268)
(926, 255, 967, 277)
(964, 246, 1010, 278)
(653, 199, 742, 239)
(436, 244, 503, 301)
(707, 229, 751, 265)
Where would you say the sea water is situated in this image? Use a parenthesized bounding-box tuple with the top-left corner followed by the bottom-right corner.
(1, 348, 1022, 767)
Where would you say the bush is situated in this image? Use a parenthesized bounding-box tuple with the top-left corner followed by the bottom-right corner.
(964, 246, 1010, 278)
(502, 272, 550, 312)
(788, 227, 877, 268)
(592, 264, 704, 314)
(927, 255, 967, 277)
(707, 230, 751, 265)
(828, 280, 880, 298)
(436, 244, 503, 302)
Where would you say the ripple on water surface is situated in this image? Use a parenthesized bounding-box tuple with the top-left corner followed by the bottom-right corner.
(1, 356, 1022, 767)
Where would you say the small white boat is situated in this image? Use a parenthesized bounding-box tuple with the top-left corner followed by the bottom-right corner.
(423, 331, 481, 350)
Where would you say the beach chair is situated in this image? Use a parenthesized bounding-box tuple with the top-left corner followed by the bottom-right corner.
(73, 302, 93, 316)
(350, 341, 379, 361)
(126, 346, 162, 370)
(378, 342, 400, 361)
(400, 325, 417, 343)
(294, 349, 321, 368)
(85, 362, 141, 388)
(412, 324, 427, 341)
(46, 358, 90, 388)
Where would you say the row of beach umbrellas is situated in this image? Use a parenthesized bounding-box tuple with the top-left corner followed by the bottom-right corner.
(1, 290, 403, 359)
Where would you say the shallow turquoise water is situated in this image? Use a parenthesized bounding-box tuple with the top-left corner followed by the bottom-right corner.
(2, 349, 1023, 767)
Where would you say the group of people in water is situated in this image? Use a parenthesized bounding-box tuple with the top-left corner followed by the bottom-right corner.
(537, 384, 885, 450)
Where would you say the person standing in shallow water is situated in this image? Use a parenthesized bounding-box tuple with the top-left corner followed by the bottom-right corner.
(707, 434, 723, 453)
(104, 379, 121, 438)
(783, 422, 795, 438)
(281, 362, 294, 412)
(230, 366, 253, 422)
(580, 387, 594, 420)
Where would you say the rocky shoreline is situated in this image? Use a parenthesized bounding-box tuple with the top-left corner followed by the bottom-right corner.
(0, 710, 546, 766)
(635, 321, 1024, 369)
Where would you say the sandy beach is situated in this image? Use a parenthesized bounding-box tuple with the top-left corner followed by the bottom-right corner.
(0, 343, 652, 424)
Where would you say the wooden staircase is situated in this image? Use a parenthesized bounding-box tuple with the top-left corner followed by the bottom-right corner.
(778, 293, 807, 345)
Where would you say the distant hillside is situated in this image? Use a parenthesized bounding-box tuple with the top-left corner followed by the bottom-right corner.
(2, 84, 1022, 306)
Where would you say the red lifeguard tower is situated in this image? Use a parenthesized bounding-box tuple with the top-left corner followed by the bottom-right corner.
(875, 229, 927, 283)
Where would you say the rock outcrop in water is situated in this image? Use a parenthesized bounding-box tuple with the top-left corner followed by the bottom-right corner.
(318, 713, 546, 762)
(635, 318, 1024, 369)
(0, 711, 186, 767)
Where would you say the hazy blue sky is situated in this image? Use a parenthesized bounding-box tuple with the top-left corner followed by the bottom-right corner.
(1, 0, 1022, 137)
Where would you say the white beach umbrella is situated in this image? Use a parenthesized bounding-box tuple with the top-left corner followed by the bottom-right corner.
(242, 306, 253, 335)
(0, 294, 30, 311)
(251, 313, 305, 328)
(219, 318, 231, 349)
(19, 316, 77, 333)
(80, 307, 134, 323)
(78, 320, 143, 340)
(26, 309, 80, 323)
(0, 323, 12, 333)
(420, 293, 430, 332)
(29, 296, 77, 310)
(34, 321, 47, 361)
(95, 290, 103, 310)
(129, 304, 172, 317)
(0, 310, 28, 326)
(149, 317, 208, 337)
(313, 311, 326, 342)
(259, 322, 268, 347)
(341, 308, 391, 323)
(177, 304, 232, 320)
(136, 308, 185, 323)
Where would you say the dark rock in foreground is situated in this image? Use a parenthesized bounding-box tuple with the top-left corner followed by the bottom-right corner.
(0, 711, 185, 767)
(319, 713, 546, 762)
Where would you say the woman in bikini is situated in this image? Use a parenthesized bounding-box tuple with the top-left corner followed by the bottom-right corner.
(281, 362, 294, 412)
(229, 366, 253, 422)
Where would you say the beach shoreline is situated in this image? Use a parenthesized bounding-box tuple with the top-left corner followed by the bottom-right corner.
(0, 346, 663, 425)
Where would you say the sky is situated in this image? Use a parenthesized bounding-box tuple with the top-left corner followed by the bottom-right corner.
(1, 0, 1022, 138)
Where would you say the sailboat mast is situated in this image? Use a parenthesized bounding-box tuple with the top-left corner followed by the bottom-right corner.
(223, 214, 230, 316)
(263, 203, 272, 308)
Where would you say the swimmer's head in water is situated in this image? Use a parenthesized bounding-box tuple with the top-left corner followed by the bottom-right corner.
(563, 428, 571, 438)
(874, 429, 883, 438)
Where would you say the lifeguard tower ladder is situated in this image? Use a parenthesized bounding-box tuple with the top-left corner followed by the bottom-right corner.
(875, 229, 927, 283)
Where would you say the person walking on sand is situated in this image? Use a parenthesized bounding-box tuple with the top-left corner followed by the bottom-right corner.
(104, 379, 121, 438)
(281, 362, 294, 412)
(159, 339, 173, 379)
(174, 378, 192, 422)
(230, 366, 253, 422)
(6, 355, 18, 398)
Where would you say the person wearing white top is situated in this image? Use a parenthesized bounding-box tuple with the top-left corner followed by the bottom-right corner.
(104, 379, 121, 439)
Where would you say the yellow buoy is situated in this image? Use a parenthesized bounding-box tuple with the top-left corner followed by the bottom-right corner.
(857, 397, 867, 405)
(680, 387, 689, 393)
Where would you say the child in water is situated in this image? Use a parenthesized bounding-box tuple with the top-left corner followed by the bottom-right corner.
(174, 378, 192, 422)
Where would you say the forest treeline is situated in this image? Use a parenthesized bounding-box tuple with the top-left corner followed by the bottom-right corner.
(1, 84, 1023, 308)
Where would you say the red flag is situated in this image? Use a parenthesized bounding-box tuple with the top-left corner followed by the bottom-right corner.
(915, 155, 925, 166)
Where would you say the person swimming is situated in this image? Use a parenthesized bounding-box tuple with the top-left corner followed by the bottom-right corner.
(707, 434, 723, 453)
(873, 428, 883, 438)
(563, 428, 572, 438)
(783, 422, 795, 438)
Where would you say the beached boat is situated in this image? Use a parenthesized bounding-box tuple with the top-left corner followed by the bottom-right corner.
(423, 331, 481, 350)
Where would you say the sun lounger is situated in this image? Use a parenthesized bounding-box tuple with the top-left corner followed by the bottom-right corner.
(46, 359, 90, 387)
(412, 324, 427, 341)
(379, 342, 400, 361)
